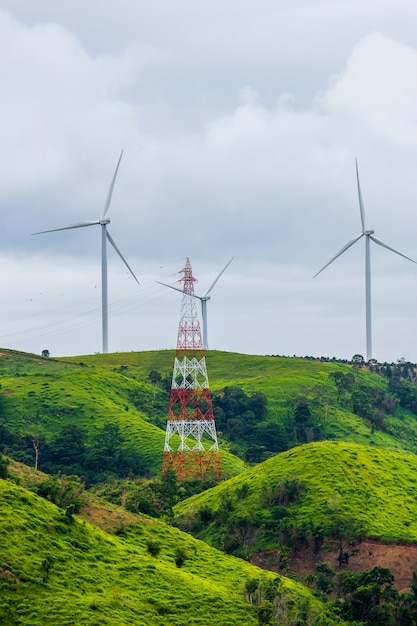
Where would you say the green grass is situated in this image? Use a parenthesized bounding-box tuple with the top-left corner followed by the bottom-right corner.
(0, 349, 245, 476)
(61, 350, 417, 455)
(4, 350, 417, 477)
(0, 477, 337, 625)
(3, 347, 417, 480)
(174, 441, 417, 546)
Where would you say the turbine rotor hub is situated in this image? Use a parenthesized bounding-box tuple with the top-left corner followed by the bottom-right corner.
(99, 219, 110, 225)
(363, 229, 374, 235)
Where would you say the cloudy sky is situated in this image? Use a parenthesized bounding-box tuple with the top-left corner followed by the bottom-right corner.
(1, 0, 417, 362)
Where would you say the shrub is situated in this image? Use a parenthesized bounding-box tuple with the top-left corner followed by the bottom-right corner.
(174, 547, 187, 568)
(0, 454, 9, 479)
(146, 540, 161, 557)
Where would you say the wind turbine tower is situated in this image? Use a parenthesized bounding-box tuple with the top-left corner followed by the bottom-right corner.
(314, 159, 416, 362)
(162, 258, 222, 481)
(33, 151, 139, 354)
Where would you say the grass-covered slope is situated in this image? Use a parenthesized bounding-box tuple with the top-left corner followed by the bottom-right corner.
(0, 349, 245, 476)
(63, 350, 417, 456)
(3, 348, 417, 481)
(0, 478, 337, 625)
(174, 441, 417, 554)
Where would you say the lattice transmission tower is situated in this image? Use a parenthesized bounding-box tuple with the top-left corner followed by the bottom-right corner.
(162, 258, 222, 481)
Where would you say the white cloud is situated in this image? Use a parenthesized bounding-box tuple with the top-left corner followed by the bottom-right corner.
(1, 4, 417, 362)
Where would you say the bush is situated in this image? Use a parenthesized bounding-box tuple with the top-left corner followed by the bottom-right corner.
(0, 454, 9, 479)
(146, 540, 161, 557)
(174, 547, 188, 568)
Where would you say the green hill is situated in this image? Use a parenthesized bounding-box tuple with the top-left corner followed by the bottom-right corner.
(2, 347, 417, 487)
(3, 349, 417, 623)
(62, 350, 417, 458)
(174, 441, 417, 557)
(0, 349, 245, 478)
(0, 476, 337, 625)
(1, 348, 417, 494)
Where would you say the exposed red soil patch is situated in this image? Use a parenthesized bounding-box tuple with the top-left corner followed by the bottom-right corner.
(251, 539, 417, 592)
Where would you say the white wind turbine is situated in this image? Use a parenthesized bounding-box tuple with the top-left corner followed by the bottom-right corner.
(314, 159, 416, 362)
(157, 257, 234, 350)
(33, 150, 139, 354)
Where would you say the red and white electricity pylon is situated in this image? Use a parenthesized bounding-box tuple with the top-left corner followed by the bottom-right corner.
(162, 258, 222, 481)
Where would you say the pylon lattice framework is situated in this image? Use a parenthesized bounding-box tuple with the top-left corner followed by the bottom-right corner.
(162, 258, 222, 481)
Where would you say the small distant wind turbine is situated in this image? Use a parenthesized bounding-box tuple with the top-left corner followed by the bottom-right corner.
(157, 257, 234, 350)
(314, 159, 416, 362)
(33, 150, 139, 354)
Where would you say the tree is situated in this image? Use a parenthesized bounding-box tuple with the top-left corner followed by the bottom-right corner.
(351, 389, 373, 421)
(37, 474, 84, 511)
(148, 370, 162, 400)
(314, 562, 335, 594)
(0, 453, 9, 479)
(325, 513, 367, 567)
(331, 372, 355, 401)
(32, 437, 40, 471)
(257, 601, 273, 625)
(352, 354, 365, 366)
(245, 578, 259, 604)
(49, 424, 87, 469)
(341, 567, 397, 623)
(293, 398, 314, 443)
(84, 422, 124, 478)
(41, 349, 50, 357)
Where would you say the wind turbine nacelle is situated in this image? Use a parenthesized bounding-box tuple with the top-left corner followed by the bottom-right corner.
(100, 218, 111, 225)
(364, 229, 374, 235)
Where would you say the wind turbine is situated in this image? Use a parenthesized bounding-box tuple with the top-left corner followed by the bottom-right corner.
(157, 257, 234, 350)
(33, 150, 139, 354)
(314, 159, 416, 363)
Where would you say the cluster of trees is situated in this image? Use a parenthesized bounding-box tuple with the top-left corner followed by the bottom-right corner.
(212, 387, 291, 462)
(114, 468, 217, 519)
(370, 359, 417, 383)
(0, 422, 146, 486)
(243, 576, 326, 625)
(306, 565, 417, 625)
(328, 371, 404, 434)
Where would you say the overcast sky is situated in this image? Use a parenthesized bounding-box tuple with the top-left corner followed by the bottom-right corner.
(1, 1, 417, 362)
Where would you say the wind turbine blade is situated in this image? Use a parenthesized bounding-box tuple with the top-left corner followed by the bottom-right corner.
(101, 150, 123, 220)
(32, 221, 100, 235)
(313, 233, 364, 278)
(106, 230, 139, 283)
(355, 158, 366, 232)
(202, 256, 234, 297)
(369, 235, 417, 264)
(156, 280, 201, 300)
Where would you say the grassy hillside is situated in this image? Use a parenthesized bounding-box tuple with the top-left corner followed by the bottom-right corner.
(174, 441, 417, 557)
(0, 349, 244, 477)
(0, 476, 338, 625)
(2, 348, 417, 483)
(62, 350, 417, 457)
(4, 349, 417, 623)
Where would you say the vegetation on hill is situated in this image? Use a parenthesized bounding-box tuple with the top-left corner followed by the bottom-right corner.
(173, 441, 417, 623)
(174, 441, 417, 556)
(0, 349, 245, 480)
(2, 349, 417, 484)
(0, 474, 338, 626)
(62, 350, 417, 461)
(3, 348, 417, 623)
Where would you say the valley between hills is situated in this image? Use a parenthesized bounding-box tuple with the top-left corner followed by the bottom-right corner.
(2, 348, 417, 624)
